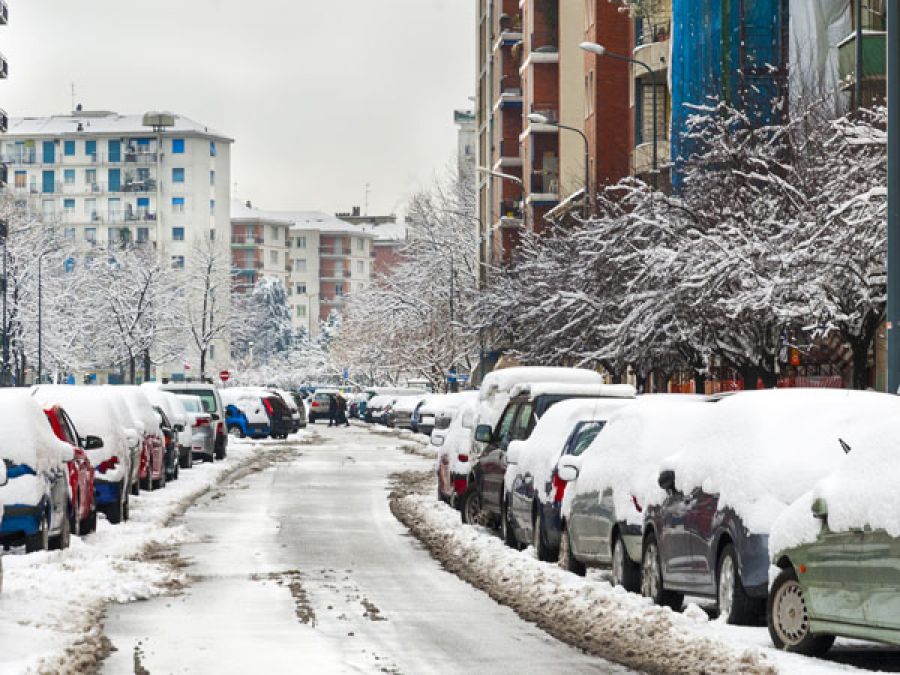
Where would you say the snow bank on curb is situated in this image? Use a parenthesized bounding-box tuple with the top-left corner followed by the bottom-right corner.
(0, 433, 307, 675)
(389, 473, 860, 675)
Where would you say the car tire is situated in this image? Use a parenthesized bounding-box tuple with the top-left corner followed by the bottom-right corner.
(717, 543, 758, 625)
(460, 482, 482, 526)
(153, 466, 167, 490)
(501, 496, 519, 549)
(641, 532, 683, 610)
(767, 567, 835, 656)
(131, 479, 140, 496)
(50, 506, 71, 550)
(215, 444, 226, 461)
(140, 474, 153, 492)
(558, 523, 586, 576)
(533, 509, 553, 562)
(25, 512, 50, 553)
(179, 449, 192, 469)
(81, 507, 97, 535)
(611, 534, 641, 593)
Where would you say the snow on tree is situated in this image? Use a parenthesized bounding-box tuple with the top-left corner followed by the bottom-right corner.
(185, 237, 233, 380)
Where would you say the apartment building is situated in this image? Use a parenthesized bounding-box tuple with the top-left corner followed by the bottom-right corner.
(3, 109, 232, 261)
(230, 200, 292, 291)
(454, 109, 477, 174)
(839, 0, 886, 107)
(337, 206, 407, 278)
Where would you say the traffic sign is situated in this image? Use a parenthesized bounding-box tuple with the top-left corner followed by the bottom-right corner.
(219, 370, 230, 382)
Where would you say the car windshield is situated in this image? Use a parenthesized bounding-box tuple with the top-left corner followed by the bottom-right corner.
(177, 396, 201, 413)
(569, 421, 606, 456)
(177, 389, 218, 413)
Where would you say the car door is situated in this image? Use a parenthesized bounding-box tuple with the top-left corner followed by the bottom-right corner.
(658, 489, 696, 586)
(564, 422, 608, 561)
(481, 403, 519, 516)
(801, 526, 867, 625)
(685, 489, 719, 593)
(61, 409, 93, 520)
(856, 528, 900, 629)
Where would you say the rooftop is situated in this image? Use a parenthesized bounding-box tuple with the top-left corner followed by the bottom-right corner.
(7, 109, 233, 141)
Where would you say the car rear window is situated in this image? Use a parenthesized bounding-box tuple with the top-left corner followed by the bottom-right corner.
(176, 389, 218, 414)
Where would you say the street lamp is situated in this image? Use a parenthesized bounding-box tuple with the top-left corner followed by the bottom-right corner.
(527, 112, 592, 217)
(581, 41, 660, 188)
(37, 250, 52, 385)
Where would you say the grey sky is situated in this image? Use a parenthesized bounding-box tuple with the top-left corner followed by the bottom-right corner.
(4, 0, 475, 217)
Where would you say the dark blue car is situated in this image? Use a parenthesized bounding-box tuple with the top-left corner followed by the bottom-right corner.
(225, 403, 271, 439)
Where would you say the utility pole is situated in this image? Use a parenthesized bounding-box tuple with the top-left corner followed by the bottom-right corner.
(888, 2, 900, 393)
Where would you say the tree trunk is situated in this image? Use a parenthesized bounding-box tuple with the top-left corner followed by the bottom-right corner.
(143, 349, 151, 383)
(849, 337, 870, 390)
(693, 371, 707, 395)
(739, 366, 759, 390)
(200, 348, 207, 382)
(128, 356, 136, 384)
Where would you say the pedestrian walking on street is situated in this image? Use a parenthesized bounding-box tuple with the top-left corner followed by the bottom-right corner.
(336, 395, 350, 427)
(328, 394, 339, 427)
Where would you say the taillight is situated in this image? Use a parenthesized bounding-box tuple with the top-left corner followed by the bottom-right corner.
(311, 401, 320, 408)
(97, 456, 120, 474)
(457, 454, 469, 463)
(632, 495, 643, 513)
(552, 473, 568, 504)
(194, 417, 210, 428)
(217, 422, 224, 435)
(263, 399, 274, 414)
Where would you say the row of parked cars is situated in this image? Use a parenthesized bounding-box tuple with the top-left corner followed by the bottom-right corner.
(219, 387, 306, 438)
(365, 367, 900, 658)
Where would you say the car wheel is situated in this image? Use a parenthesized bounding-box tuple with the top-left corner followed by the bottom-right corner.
(717, 543, 758, 624)
(50, 506, 71, 550)
(533, 509, 553, 562)
(179, 449, 192, 469)
(141, 474, 153, 492)
(611, 534, 641, 593)
(25, 512, 50, 553)
(153, 466, 167, 490)
(557, 524, 586, 576)
(768, 567, 835, 656)
(81, 507, 97, 535)
(501, 496, 519, 549)
(641, 532, 683, 610)
(460, 483, 484, 526)
(131, 479, 140, 496)
(215, 444, 226, 461)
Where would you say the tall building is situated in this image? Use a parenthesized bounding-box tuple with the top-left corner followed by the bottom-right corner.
(337, 206, 407, 278)
(230, 200, 292, 291)
(454, 109, 477, 173)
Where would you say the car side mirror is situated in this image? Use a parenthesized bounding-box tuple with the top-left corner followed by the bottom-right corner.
(811, 497, 828, 520)
(557, 456, 581, 482)
(474, 424, 493, 444)
(210, 412, 220, 421)
(84, 435, 104, 450)
(658, 470, 676, 492)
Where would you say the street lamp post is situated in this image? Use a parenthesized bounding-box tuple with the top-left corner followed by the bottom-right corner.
(527, 112, 592, 217)
(37, 251, 46, 385)
(581, 41, 660, 188)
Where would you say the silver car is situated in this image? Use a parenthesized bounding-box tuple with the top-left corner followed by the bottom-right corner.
(176, 394, 215, 461)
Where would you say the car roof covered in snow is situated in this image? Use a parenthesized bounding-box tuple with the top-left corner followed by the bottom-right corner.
(509, 382, 636, 400)
(33, 386, 129, 458)
(479, 367, 604, 401)
(0, 390, 72, 471)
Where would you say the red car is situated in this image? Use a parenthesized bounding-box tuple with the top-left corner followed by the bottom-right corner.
(43, 405, 97, 536)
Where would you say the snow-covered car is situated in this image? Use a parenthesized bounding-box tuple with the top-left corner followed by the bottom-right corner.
(100, 388, 144, 495)
(364, 395, 396, 425)
(462, 380, 635, 529)
(309, 389, 338, 423)
(766, 397, 900, 656)
(643, 389, 900, 625)
(267, 388, 306, 431)
(503, 396, 635, 561)
(415, 395, 448, 436)
(43, 404, 97, 536)
(160, 383, 227, 460)
(151, 405, 179, 484)
(221, 389, 271, 439)
(36, 385, 136, 525)
(176, 394, 215, 462)
(0, 391, 75, 552)
(390, 395, 430, 430)
(557, 395, 707, 587)
(112, 386, 166, 491)
(432, 392, 480, 506)
(142, 384, 192, 477)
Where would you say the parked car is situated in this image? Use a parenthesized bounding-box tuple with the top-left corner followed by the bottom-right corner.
(260, 390, 295, 438)
(415, 396, 444, 436)
(175, 394, 215, 462)
(308, 390, 336, 424)
(390, 395, 429, 430)
(642, 389, 896, 625)
(364, 395, 396, 425)
(503, 397, 635, 561)
(152, 406, 178, 484)
(268, 388, 306, 431)
(221, 389, 271, 439)
(159, 383, 227, 460)
(461, 381, 635, 528)
(557, 396, 706, 586)
(43, 404, 97, 536)
(142, 384, 192, 476)
(100, 390, 144, 497)
(766, 398, 900, 656)
(0, 391, 74, 552)
(432, 392, 480, 506)
(114, 386, 166, 491)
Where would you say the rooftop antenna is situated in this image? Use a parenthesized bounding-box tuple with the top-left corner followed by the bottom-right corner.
(364, 183, 371, 217)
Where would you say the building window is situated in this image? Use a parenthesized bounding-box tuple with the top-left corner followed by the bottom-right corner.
(172, 138, 185, 154)
(210, 141, 217, 157)
(296, 305, 307, 318)
(64, 169, 76, 184)
(42, 170, 56, 194)
(108, 168, 122, 192)
(209, 170, 216, 186)
(14, 171, 25, 189)
(108, 140, 121, 163)
(295, 236, 306, 248)
(136, 196, 150, 214)
(64, 140, 76, 156)
(357, 260, 364, 273)
(171, 255, 185, 269)
(85, 228, 97, 243)
(356, 237, 364, 251)
(209, 344, 215, 359)
(137, 227, 149, 243)
(335, 284, 344, 296)
(294, 259, 307, 273)
(85, 198, 97, 219)
(172, 168, 185, 183)
(64, 198, 76, 212)
(43, 141, 56, 164)
(210, 199, 215, 214)
(269, 250, 278, 263)
(209, 228, 216, 241)
(636, 81, 669, 146)
(296, 283, 306, 295)
(64, 228, 76, 240)
(85, 140, 97, 158)
(172, 227, 185, 241)
(86, 168, 97, 187)
(172, 197, 186, 212)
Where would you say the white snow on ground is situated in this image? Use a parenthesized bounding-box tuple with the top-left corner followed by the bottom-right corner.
(0, 433, 306, 675)
(395, 486, 874, 675)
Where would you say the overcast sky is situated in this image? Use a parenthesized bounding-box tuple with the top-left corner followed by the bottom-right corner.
(3, 0, 475, 217)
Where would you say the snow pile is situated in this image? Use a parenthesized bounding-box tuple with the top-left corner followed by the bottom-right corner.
(660, 389, 900, 534)
(33, 386, 125, 472)
(0, 433, 305, 674)
(770, 417, 900, 555)
(506, 397, 635, 497)
(564, 395, 709, 524)
(0, 390, 71, 472)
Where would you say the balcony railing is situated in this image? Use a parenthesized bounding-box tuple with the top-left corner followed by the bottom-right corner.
(231, 235, 264, 245)
(530, 108, 558, 124)
(123, 179, 157, 193)
(635, 17, 671, 48)
(530, 171, 559, 195)
(319, 247, 348, 257)
(124, 151, 159, 164)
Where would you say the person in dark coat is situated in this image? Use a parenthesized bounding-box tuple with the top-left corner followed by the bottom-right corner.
(336, 395, 350, 427)
(328, 394, 339, 427)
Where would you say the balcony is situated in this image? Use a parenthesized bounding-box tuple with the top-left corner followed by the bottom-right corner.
(319, 247, 348, 258)
(838, 30, 887, 93)
(493, 14, 523, 52)
(125, 210, 157, 223)
(635, 16, 671, 48)
(124, 151, 159, 164)
(123, 178, 157, 193)
(528, 171, 559, 203)
(231, 235, 264, 246)
(493, 139, 522, 170)
(320, 270, 352, 281)
(495, 82, 523, 111)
